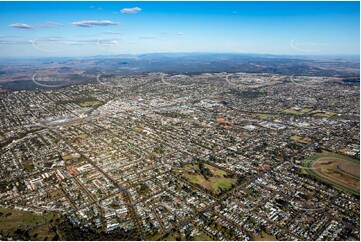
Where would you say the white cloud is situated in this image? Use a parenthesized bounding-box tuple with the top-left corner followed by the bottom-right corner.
(72, 20, 120, 27)
(46, 37, 64, 41)
(177, 32, 185, 35)
(121, 7, 141, 14)
(103, 31, 123, 35)
(97, 39, 119, 46)
(138, 36, 155, 39)
(9, 23, 34, 29)
(0, 39, 32, 45)
(38, 22, 64, 28)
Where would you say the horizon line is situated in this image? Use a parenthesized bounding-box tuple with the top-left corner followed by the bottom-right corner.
(0, 52, 360, 60)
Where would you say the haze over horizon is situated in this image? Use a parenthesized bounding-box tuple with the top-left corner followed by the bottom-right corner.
(0, 1, 359, 57)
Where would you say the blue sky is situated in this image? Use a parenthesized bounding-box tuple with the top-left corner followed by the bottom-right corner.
(0, 1, 359, 57)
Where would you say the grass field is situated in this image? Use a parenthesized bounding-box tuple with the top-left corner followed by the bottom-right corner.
(209, 177, 235, 191)
(283, 108, 312, 115)
(134, 127, 143, 132)
(308, 150, 359, 164)
(302, 151, 360, 195)
(204, 163, 227, 176)
(312, 111, 337, 118)
(254, 113, 280, 120)
(290, 135, 311, 144)
(48, 188, 64, 200)
(147, 233, 165, 241)
(79, 100, 102, 107)
(0, 207, 58, 240)
(184, 173, 207, 184)
(253, 232, 277, 241)
(28, 223, 56, 240)
(339, 148, 353, 154)
(62, 155, 75, 160)
(163, 234, 176, 241)
(160, 231, 213, 241)
(62, 153, 81, 161)
(75, 134, 88, 139)
(193, 231, 213, 241)
(179, 164, 236, 194)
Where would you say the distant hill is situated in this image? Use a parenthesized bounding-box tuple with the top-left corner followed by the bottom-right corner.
(0, 53, 359, 90)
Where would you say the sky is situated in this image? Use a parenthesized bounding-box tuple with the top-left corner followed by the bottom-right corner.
(0, 1, 359, 57)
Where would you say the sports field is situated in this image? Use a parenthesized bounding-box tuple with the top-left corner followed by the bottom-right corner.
(302, 151, 359, 195)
